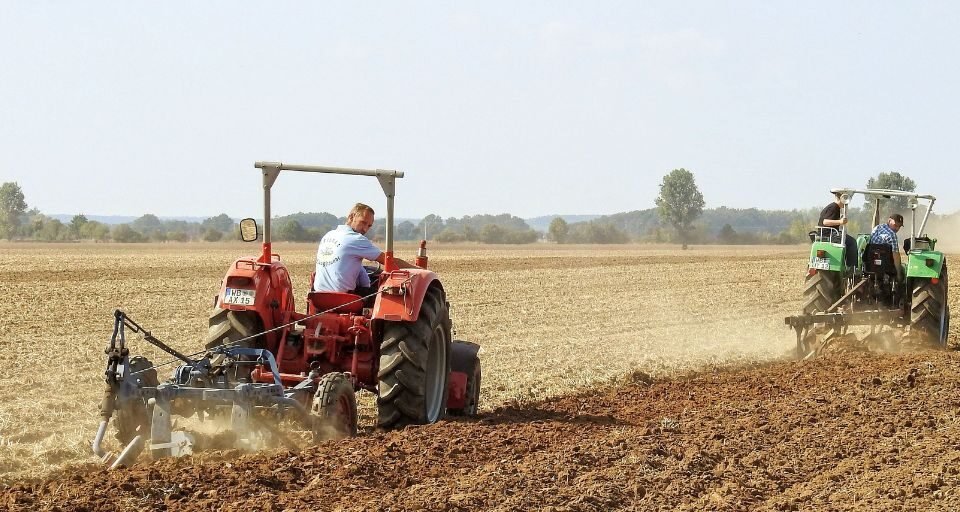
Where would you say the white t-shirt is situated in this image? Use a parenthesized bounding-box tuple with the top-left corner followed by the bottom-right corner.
(314, 225, 382, 292)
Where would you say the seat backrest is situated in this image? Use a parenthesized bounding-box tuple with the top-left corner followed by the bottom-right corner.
(863, 243, 897, 275)
(306, 291, 364, 315)
(812, 226, 841, 243)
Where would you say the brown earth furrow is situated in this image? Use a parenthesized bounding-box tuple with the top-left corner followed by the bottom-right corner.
(5, 352, 960, 511)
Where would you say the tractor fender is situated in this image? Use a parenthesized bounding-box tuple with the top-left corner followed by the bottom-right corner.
(906, 252, 945, 279)
(447, 341, 480, 412)
(215, 257, 295, 349)
(450, 340, 481, 371)
(371, 268, 442, 323)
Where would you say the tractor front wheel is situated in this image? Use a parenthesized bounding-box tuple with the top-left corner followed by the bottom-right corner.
(911, 261, 949, 346)
(311, 372, 358, 439)
(205, 308, 261, 349)
(377, 286, 451, 429)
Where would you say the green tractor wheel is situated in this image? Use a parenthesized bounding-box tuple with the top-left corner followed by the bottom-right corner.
(910, 260, 949, 347)
(803, 270, 841, 314)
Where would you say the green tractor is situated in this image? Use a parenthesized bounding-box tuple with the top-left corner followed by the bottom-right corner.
(787, 188, 950, 358)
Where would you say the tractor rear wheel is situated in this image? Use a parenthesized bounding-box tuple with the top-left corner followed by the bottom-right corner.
(377, 286, 451, 429)
(311, 372, 358, 439)
(114, 356, 158, 445)
(205, 308, 261, 349)
(803, 270, 841, 314)
(911, 261, 949, 346)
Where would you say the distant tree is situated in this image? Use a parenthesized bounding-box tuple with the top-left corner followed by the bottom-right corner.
(0, 182, 28, 240)
(865, 171, 917, 213)
(202, 228, 224, 242)
(416, 214, 445, 239)
(36, 218, 67, 241)
(785, 217, 811, 244)
(69, 215, 88, 239)
(304, 227, 324, 242)
(396, 220, 417, 241)
(277, 220, 307, 242)
(150, 230, 168, 242)
(504, 229, 540, 244)
(462, 225, 478, 242)
(201, 214, 236, 233)
(167, 231, 188, 242)
(479, 224, 506, 244)
(548, 217, 569, 243)
(655, 168, 705, 249)
(718, 223, 738, 244)
(80, 220, 110, 241)
(435, 228, 466, 243)
(132, 214, 163, 235)
(112, 224, 145, 243)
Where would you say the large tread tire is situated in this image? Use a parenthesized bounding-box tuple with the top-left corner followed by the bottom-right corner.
(447, 344, 481, 417)
(311, 372, 358, 439)
(377, 286, 451, 429)
(205, 308, 261, 349)
(911, 261, 949, 347)
(114, 356, 158, 445)
(803, 270, 841, 314)
(205, 309, 263, 381)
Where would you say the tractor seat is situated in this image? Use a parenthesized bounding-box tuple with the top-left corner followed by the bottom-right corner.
(307, 291, 364, 315)
(863, 243, 897, 276)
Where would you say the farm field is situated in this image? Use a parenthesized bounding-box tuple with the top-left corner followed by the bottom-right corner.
(1, 242, 958, 510)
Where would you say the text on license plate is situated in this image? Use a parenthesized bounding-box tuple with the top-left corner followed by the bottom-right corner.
(223, 288, 256, 306)
(810, 257, 831, 270)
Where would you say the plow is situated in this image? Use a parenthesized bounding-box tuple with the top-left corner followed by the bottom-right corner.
(786, 188, 950, 359)
(93, 162, 481, 468)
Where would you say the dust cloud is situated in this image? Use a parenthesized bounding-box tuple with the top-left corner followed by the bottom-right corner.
(926, 214, 960, 254)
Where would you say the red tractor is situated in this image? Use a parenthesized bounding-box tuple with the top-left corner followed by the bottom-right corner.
(94, 162, 480, 465)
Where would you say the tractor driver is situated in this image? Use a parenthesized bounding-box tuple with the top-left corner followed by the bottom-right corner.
(869, 213, 905, 280)
(818, 191, 859, 269)
(314, 203, 411, 296)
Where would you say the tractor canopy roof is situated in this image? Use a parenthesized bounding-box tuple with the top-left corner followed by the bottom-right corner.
(829, 188, 936, 209)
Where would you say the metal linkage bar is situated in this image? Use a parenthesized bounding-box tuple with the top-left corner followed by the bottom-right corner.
(115, 310, 195, 365)
(784, 310, 903, 329)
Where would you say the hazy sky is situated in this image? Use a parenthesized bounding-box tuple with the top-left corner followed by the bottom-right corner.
(2, 2, 957, 220)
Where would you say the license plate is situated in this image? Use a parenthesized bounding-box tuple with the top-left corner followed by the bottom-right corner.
(223, 287, 256, 306)
(810, 257, 831, 270)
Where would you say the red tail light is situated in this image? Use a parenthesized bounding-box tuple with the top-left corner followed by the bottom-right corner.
(816, 250, 826, 258)
(931, 278, 940, 285)
(808, 268, 817, 276)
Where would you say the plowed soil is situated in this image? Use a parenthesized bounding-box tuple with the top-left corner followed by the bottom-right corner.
(0, 243, 957, 511)
(5, 351, 960, 511)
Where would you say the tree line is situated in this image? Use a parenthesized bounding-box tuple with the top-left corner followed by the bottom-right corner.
(0, 171, 948, 245)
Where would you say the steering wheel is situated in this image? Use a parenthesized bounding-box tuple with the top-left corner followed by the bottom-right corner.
(364, 261, 383, 280)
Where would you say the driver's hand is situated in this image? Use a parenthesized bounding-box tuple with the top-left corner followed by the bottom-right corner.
(839, 216, 848, 225)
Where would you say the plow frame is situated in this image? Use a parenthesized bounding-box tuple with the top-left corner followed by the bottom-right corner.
(785, 309, 906, 359)
(95, 311, 319, 465)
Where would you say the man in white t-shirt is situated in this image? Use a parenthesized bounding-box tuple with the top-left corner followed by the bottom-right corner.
(314, 203, 411, 294)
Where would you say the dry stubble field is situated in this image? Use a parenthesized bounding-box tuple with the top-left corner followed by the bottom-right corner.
(2, 241, 960, 511)
(0, 242, 809, 482)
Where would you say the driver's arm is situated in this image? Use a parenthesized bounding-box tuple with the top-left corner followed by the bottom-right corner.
(893, 246, 904, 277)
(374, 252, 415, 269)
